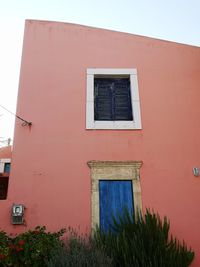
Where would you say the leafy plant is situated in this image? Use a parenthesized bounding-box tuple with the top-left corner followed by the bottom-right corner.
(94, 209, 194, 267)
(46, 227, 112, 267)
(11, 226, 65, 267)
(0, 226, 65, 267)
(0, 230, 11, 267)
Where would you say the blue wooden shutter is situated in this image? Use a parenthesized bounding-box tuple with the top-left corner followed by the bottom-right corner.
(99, 180, 134, 232)
(94, 78, 133, 121)
(94, 79, 113, 120)
(114, 79, 133, 121)
(4, 163, 10, 173)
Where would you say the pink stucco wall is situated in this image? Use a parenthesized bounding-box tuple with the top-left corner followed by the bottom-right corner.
(1, 20, 200, 265)
(0, 146, 12, 159)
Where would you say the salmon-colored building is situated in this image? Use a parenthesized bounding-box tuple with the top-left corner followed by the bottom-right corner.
(1, 20, 200, 265)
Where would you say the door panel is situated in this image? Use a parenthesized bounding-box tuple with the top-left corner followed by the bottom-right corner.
(99, 180, 134, 232)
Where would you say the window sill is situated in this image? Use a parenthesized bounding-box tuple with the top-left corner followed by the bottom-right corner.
(86, 120, 142, 130)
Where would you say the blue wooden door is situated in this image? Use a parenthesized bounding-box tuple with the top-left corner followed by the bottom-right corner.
(99, 180, 134, 232)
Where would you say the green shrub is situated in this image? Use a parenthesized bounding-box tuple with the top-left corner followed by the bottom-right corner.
(46, 228, 112, 267)
(12, 226, 65, 267)
(0, 230, 11, 267)
(0, 226, 65, 267)
(94, 209, 194, 267)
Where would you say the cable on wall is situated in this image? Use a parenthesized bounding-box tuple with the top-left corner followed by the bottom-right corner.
(0, 104, 32, 126)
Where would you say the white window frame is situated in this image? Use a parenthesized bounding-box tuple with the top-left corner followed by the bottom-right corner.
(0, 159, 11, 173)
(86, 68, 142, 129)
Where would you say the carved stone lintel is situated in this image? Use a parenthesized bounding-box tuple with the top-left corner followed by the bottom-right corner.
(87, 160, 143, 169)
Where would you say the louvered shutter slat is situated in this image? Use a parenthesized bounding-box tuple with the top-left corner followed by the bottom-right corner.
(94, 79, 112, 120)
(114, 79, 133, 121)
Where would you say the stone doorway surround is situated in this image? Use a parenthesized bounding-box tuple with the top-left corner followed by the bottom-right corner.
(87, 161, 143, 230)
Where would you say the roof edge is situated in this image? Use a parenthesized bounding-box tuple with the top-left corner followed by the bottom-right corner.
(25, 19, 200, 49)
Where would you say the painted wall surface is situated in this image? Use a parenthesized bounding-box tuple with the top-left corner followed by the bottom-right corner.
(1, 20, 200, 265)
(0, 146, 12, 159)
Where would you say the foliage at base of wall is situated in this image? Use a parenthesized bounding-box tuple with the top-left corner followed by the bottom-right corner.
(0, 226, 65, 267)
(94, 209, 194, 267)
(47, 227, 112, 267)
(0, 211, 194, 267)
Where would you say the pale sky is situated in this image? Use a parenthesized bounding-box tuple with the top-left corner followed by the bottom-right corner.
(0, 0, 199, 146)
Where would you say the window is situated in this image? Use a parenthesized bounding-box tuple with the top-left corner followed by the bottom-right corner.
(86, 69, 142, 129)
(4, 163, 11, 173)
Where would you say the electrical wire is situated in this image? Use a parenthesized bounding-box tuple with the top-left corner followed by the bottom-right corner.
(0, 104, 32, 126)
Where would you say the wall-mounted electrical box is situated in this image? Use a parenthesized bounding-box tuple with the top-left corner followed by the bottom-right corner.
(11, 204, 25, 225)
(193, 167, 199, 177)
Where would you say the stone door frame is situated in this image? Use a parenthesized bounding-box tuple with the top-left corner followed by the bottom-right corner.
(87, 161, 143, 230)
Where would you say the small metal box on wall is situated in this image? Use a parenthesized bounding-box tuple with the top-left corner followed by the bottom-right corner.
(11, 204, 25, 225)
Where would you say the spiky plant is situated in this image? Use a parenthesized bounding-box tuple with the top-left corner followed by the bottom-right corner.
(94, 209, 194, 267)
